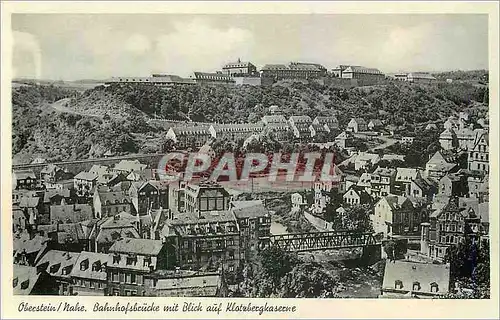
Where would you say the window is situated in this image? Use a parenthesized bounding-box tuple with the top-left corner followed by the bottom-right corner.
(228, 265, 235, 272)
(131, 274, 136, 284)
(112, 272, 119, 282)
(80, 259, 89, 271)
(98, 282, 104, 289)
(113, 255, 121, 264)
(90, 281, 95, 289)
(394, 280, 403, 289)
(412, 281, 421, 291)
(430, 282, 439, 293)
(126, 256, 137, 266)
(143, 257, 151, 267)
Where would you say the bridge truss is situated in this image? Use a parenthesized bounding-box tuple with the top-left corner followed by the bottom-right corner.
(260, 230, 380, 252)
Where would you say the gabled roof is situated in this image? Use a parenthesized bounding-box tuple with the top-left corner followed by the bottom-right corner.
(40, 164, 63, 175)
(383, 195, 412, 211)
(14, 170, 36, 180)
(396, 168, 420, 182)
(344, 66, 383, 75)
(74, 171, 98, 181)
(109, 238, 164, 256)
(114, 160, 147, 173)
(43, 189, 70, 203)
(372, 167, 396, 177)
(289, 115, 312, 123)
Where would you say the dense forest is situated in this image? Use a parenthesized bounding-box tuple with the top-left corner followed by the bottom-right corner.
(12, 76, 488, 163)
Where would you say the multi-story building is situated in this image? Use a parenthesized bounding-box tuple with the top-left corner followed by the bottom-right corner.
(193, 72, 235, 84)
(341, 66, 385, 82)
(230, 201, 271, 259)
(221, 59, 257, 76)
(35, 250, 78, 295)
(370, 167, 396, 198)
(406, 72, 437, 84)
(380, 261, 450, 298)
(335, 131, 353, 149)
(261, 62, 327, 81)
(346, 118, 368, 133)
(93, 186, 133, 219)
(209, 123, 264, 142)
(425, 150, 458, 181)
(129, 181, 169, 216)
(184, 182, 231, 215)
(166, 126, 212, 149)
(13, 170, 37, 190)
(162, 210, 241, 277)
(372, 195, 424, 239)
(106, 238, 168, 296)
(73, 172, 98, 197)
(105, 74, 196, 86)
(343, 185, 371, 206)
(71, 251, 109, 296)
(439, 129, 458, 150)
(467, 130, 489, 173)
(49, 203, 93, 224)
(312, 116, 339, 131)
(395, 168, 421, 196)
(289, 115, 313, 140)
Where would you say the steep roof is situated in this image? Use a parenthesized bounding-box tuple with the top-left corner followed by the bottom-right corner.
(13, 265, 40, 295)
(109, 238, 164, 256)
(382, 260, 450, 295)
(114, 160, 147, 172)
(14, 170, 36, 180)
(71, 251, 109, 281)
(36, 250, 78, 279)
(396, 168, 420, 182)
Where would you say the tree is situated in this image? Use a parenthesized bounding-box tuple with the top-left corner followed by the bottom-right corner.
(279, 262, 340, 298)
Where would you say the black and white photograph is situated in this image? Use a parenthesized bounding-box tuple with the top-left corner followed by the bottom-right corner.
(5, 4, 496, 311)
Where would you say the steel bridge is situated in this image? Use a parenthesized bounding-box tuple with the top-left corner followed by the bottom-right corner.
(259, 230, 380, 253)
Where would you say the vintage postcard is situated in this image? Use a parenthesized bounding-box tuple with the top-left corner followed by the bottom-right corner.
(1, 1, 499, 319)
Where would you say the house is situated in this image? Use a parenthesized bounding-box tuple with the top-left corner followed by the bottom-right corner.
(425, 150, 458, 181)
(334, 131, 352, 149)
(467, 130, 489, 173)
(309, 123, 330, 142)
(455, 127, 476, 151)
(261, 114, 288, 126)
(89, 165, 114, 185)
(37, 221, 93, 252)
(161, 209, 241, 278)
(346, 118, 367, 133)
(129, 181, 169, 216)
(368, 119, 383, 131)
(372, 195, 419, 238)
(50, 203, 93, 224)
(356, 172, 372, 193)
(92, 213, 141, 253)
(443, 116, 460, 131)
(260, 62, 327, 81)
(395, 168, 421, 196)
(439, 129, 458, 150)
(13, 265, 57, 295)
(93, 186, 134, 219)
(401, 136, 415, 145)
(13, 206, 28, 234)
(343, 185, 371, 206)
(291, 193, 307, 212)
(106, 238, 168, 296)
(370, 167, 396, 198)
(289, 115, 313, 140)
(438, 174, 468, 198)
(380, 261, 450, 298)
(422, 197, 488, 261)
(43, 188, 72, 214)
(71, 251, 109, 296)
(40, 164, 69, 184)
(165, 126, 212, 149)
(35, 250, 78, 295)
(18, 195, 43, 225)
(114, 160, 147, 173)
(13, 235, 51, 266)
(409, 177, 437, 201)
(341, 152, 381, 171)
(425, 123, 438, 131)
(232, 202, 271, 258)
(13, 170, 37, 190)
(73, 171, 98, 197)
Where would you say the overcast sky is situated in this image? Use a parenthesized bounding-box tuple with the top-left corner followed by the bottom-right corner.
(12, 14, 488, 80)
